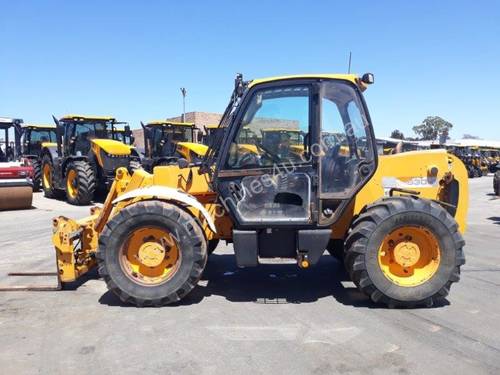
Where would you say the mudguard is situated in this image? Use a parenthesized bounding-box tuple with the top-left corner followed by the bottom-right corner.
(112, 185, 217, 232)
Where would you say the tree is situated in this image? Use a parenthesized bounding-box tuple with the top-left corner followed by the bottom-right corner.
(390, 129, 405, 139)
(412, 116, 453, 141)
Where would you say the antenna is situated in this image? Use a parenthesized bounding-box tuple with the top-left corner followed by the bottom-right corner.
(348, 51, 352, 74)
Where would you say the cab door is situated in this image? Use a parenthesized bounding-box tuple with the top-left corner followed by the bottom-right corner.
(215, 80, 318, 228)
(317, 80, 377, 225)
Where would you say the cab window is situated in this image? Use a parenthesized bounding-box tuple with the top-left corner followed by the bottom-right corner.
(320, 81, 373, 194)
(227, 85, 310, 169)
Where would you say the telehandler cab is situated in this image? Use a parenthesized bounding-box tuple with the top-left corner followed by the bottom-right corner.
(41, 115, 141, 205)
(140, 120, 208, 171)
(49, 73, 468, 308)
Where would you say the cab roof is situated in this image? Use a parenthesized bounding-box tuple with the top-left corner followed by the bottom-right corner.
(205, 124, 220, 129)
(22, 124, 56, 129)
(146, 121, 195, 127)
(0, 117, 22, 124)
(60, 114, 116, 122)
(249, 73, 360, 88)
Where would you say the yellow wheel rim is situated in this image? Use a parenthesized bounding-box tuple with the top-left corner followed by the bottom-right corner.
(378, 226, 441, 287)
(66, 169, 78, 198)
(119, 227, 181, 286)
(42, 163, 52, 188)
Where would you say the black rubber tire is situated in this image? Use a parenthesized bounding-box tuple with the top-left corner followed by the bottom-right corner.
(31, 159, 41, 192)
(65, 161, 96, 205)
(129, 159, 142, 174)
(97, 201, 208, 307)
(326, 239, 344, 261)
(41, 154, 57, 198)
(467, 166, 474, 178)
(344, 196, 465, 308)
(207, 239, 220, 255)
(494, 171, 500, 196)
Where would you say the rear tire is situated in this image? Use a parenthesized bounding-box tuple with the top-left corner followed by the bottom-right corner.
(65, 161, 96, 205)
(344, 196, 465, 308)
(31, 159, 41, 192)
(97, 201, 207, 306)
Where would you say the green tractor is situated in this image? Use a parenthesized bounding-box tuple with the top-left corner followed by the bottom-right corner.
(41, 114, 141, 205)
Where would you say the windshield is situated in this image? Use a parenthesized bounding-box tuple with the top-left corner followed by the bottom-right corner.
(30, 129, 56, 143)
(73, 121, 112, 140)
(161, 126, 193, 142)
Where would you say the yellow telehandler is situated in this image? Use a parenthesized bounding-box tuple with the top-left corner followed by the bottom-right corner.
(47, 73, 468, 307)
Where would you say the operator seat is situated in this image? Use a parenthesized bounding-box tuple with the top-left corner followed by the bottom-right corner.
(321, 144, 341, 192)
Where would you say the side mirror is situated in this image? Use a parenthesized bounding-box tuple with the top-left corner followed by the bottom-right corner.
(124, 125, 132, 136)
(130, 136, 135, 144)
(361, 73, 375, 84)
(177, 158, 189, 169)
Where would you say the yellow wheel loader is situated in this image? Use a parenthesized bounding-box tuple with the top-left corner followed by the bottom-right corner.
(41, 115, 141, 205)
(50, 73, 468, 308)
(140, 120, 208, 171)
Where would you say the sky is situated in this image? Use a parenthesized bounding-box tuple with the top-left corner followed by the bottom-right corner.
(1, 1, 499, 140)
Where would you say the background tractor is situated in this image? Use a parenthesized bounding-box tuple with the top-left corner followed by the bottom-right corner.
(41, 115, 141, 205)
(202, 124, 224, 147)
(51, 73, 468, 308)
(18, 124, 57, 191)
(140, 120, 208, 171)
(0, 117, 23, 162)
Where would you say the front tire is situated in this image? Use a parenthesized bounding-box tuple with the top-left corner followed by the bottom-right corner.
(65, 161, 96, 205)
(344, 196, 465, 308)
(31, 159, 42, 192)
(41, 155, 57, 198)
(97, 201, 207, 306)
